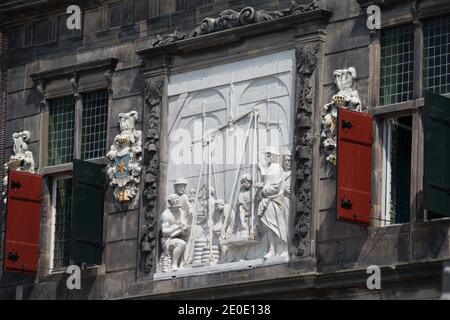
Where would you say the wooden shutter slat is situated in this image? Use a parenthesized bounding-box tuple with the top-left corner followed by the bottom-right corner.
(337, 108, 373, 225)
(70, 159, 104, 266)
(424, 93, 450, 216)
(4, 171, 42, 274)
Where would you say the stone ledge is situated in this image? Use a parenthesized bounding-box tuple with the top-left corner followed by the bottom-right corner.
(29, 58, 118, 83)
(127, 259, 446, 299)
(136, 9, 331, 59)
(153, 256, 289, 280)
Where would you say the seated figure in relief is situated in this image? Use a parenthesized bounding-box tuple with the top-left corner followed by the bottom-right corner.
(160, 194, 191, 271)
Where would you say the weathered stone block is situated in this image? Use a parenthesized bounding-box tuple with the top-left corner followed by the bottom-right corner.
(23, 114, 41, 143)
(105, 239, 138, 272)
(412, 226, 450, 261)
(112, 68, 145, 98)
(348, 47, 370, 79)
(103, 271, 123, 299)
(125, 210, 139, 240)
(341, 232, 410, 268)
(318, 180, 336, 213)
(325, 18, 369, 54)
(7, 65, 25, 93)
(324, 51, 347, 85)
(5, 118, 24, 148)
(106, 212, 126, 243)
(318, 209, 366, 242)
(6, 90, 40, 121)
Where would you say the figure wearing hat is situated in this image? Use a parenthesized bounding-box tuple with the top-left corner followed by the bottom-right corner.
(160, 194, 190, 271)
(173, 178, 194, 224)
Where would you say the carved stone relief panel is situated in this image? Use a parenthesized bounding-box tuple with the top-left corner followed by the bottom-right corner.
(157, 51, 296, 274)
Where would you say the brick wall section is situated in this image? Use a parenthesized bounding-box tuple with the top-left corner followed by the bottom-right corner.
(0, 32, 7, 191)
(0, 31, 7, 273)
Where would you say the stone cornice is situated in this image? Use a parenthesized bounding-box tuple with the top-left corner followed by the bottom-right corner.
(0, 0, 50, 13)
(29, 57, 118, 83)
(126, 259, 447, 299)
(356, 0, 405, 7)
(136, 8, 331, 60)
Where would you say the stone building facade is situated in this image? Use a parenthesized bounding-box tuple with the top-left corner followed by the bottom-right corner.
(0, 0, 449, 300)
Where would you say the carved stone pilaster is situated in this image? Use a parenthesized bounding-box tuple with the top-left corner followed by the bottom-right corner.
(140, 75, 165, 275)
(293, 43, 320, 257)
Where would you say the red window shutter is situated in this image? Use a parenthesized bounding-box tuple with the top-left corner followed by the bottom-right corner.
(337, 108, 373, 225)
(4, 170, 42, 274)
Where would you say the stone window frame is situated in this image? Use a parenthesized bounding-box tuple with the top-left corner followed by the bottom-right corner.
(367, 2, 450, 227)
(29, 58, 117, 275)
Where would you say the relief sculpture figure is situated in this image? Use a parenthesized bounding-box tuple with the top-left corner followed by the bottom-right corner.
(256, 146, 288, 259)
(160, 194, 191, 272)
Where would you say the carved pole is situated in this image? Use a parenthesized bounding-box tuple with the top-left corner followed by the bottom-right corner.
(293, 43, 320, 258)
(141, 74, 166, 275)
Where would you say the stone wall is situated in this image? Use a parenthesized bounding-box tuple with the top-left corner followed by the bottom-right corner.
(0, 0, 448, 300)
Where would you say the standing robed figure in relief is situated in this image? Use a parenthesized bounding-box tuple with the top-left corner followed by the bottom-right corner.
(256, 146, 288, 259)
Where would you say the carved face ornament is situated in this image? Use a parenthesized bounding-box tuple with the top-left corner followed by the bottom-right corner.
(118, 111, 138, 133)
(333, 67, 357, 92)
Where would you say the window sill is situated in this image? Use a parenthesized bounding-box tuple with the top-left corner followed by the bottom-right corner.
(371, 93, 450, 116)
(48, 264, 103, 276)
(40, 157, 107, 175)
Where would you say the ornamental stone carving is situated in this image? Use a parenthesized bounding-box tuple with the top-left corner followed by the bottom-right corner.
(3, 130, 35, 201)
(321, 67, 362, 165)
(151, 1, 319, 47)
(293, 44, 318, 257)
(141, 76, 164, 275)
(106, 111, 143, 208)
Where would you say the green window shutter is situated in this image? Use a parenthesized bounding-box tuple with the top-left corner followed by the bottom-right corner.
(424, 93, 450, 217)
(70, 159, 105, 266)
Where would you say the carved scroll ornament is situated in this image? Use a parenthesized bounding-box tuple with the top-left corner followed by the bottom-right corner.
(152, 1, 319, 47)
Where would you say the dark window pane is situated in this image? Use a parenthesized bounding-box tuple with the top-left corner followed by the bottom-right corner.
(81, 89, 109, 160)
(53, 178, 73, 270)
(48, 96, 75, 166)
(380, 25, 415, 105)
(423, 15, 450, 95)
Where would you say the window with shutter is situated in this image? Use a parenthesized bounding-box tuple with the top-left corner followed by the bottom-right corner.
(70, 160, 104, 266)
(4, 171, 42, 274)
(424, 93, 450, 218)
(49, 160, 104, 270)
(337, 108, 373, 225)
